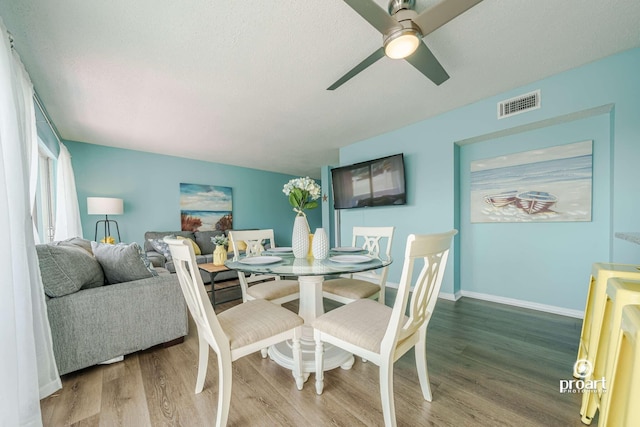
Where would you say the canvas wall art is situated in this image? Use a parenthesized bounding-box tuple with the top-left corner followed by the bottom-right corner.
(180, 183, 233, 231)
(470, 140, 593, 223)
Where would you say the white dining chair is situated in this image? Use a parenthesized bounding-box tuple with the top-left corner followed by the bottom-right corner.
(228, 229, 300, 305)
(165, 238, 304, 427)
(323, 226, 394, 305)
(313, 230, 457, 427)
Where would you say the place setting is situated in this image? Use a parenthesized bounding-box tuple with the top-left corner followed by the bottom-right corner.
(237, 255, 284, 265)
(264, 246, 293, 255)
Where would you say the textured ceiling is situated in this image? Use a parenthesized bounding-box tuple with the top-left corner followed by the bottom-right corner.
(1, 0, 640, 178)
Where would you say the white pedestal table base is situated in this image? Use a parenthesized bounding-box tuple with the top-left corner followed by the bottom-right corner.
(267, 274, 354, 375)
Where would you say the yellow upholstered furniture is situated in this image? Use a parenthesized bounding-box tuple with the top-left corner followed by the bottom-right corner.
(599, 304, 640, 427)
(580, 278, 640, 424)
(577, 263, 640, 366)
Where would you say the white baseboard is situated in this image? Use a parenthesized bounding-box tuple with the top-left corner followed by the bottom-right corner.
(460, 290, 584, 319)
(438, 291, 462, 301)
(387, 282, 583, 318)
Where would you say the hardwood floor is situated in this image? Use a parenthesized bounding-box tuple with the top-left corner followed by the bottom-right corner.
(41, 282, 588, 426)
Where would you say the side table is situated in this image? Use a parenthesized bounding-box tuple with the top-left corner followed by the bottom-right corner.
(198, 263, 240, 306)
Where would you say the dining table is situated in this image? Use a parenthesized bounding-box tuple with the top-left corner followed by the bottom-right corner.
(225, 248, 392, 376)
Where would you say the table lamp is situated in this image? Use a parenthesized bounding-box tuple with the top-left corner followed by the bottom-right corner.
(87, 197, 123, 243)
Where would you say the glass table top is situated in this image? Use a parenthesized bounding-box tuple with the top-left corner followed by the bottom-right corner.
(225, 252, 392, 276)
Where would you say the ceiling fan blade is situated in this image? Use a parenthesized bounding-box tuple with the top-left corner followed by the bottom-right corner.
(404, 42, 449, 86)
(343, 0, 400, 34)
(327, 47, 386, 91)
(413, 0, 482, 36)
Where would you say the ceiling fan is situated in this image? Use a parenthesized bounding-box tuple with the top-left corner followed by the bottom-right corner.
(327, 0, 483, 90)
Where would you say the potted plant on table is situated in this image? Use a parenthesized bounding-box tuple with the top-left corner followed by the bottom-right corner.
(282, 177, 321, 258)
(211, 235, 229, 266)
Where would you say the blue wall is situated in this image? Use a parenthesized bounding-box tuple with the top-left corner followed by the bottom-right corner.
(334, 48, 640, 313)
(65, 141, 322, 248)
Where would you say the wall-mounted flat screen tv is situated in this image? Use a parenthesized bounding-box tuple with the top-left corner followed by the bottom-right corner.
(331, 153, 406, 210)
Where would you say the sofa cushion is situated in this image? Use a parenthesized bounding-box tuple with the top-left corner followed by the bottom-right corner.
(92, 242, 155, 284)
(194, 230, 226, 255)
(36, 244, 105, 297)
(53, 237, 94, 255)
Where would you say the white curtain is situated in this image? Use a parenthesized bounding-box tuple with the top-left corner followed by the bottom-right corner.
(0, 17, 62, 427)
(54, 143, 83, 240)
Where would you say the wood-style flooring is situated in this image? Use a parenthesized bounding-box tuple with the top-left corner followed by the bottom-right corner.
(40, 281, 588, 426)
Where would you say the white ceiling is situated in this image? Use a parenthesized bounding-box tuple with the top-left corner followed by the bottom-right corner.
(2, 0, 640, 178)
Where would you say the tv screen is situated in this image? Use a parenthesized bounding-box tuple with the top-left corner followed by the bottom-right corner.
(331, 154, 406, 210)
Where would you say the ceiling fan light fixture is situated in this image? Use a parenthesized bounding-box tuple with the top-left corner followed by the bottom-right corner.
(384, 28, 420, 59)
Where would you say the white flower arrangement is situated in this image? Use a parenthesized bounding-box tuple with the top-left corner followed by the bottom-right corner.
(283, 177, 321, 214)
(211, 235, 228, 247)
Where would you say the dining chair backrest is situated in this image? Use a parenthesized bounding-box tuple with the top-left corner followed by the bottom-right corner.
(228, 229, 281, 299)
(347, 226, 394, 282)
(164, 237, 229, 355)
(382, 230, 457, 354)
(228, 229, 275, 258)
(352, 226, 394, 256)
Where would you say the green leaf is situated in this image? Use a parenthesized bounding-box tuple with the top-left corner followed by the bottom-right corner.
(305, 201, 318, 210)
(290, 189, 304, 207)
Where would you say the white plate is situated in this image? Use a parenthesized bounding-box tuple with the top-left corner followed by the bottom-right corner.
(329, 255, 373, 264)
(331, 247, 363, 253)
(238, 256, 283, 265)
(266, 247, 293, 253)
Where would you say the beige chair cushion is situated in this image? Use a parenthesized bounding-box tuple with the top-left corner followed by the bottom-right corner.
(313, 299, 405, 353)
(322, 278, 380, 300)
(247, 279, 299, 300)
(218, 299, 303, 349)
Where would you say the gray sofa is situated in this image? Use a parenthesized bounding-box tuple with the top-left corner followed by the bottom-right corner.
(144, 230, 238, 283)
(36, 238, 188, 375)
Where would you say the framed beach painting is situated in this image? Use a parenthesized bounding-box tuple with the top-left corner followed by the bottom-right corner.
(470, 140, 593, 223)
(180, 183, 233, 231)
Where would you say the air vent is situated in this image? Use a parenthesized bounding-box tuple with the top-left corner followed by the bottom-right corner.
(498, 90, 540, 119)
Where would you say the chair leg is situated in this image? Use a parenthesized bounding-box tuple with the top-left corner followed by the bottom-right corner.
(215, 352, 233, 427)
(292, 332, 304, 390)
(260, 348, 268, 358)
(195, 332, 209, 394)
(380, 362, 397, 427)
(315, 333, 325, 395)
(415, 340, 433, 401)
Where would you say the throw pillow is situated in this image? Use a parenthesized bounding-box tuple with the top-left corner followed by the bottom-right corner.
(227, 237, 248, 253)
(36, 244, 105, 297)
(53, 236, 94, 254)
(177, 236, 201, 255)
(92, 242, 154, 284)
(148, 237, 173, 260)
(137, 245, 159, 277)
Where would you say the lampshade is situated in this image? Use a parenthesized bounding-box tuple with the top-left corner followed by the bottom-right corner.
(87, 197, 123, 215)
(384, 28, 421, 59)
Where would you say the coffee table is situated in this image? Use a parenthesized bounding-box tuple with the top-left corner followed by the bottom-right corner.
(225, 252, 392, 374)
(198, 263, 239, 306)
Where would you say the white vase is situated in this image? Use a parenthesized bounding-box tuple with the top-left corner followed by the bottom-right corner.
(292, 214, 310, 258)
(312, 228, 329, 259)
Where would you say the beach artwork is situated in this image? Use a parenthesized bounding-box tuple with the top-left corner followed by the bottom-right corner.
(180, 183, 233, 231)
(470, 140, 593, 223)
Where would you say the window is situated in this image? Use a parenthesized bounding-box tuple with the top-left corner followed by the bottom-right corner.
(36, 143, 55, 243)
